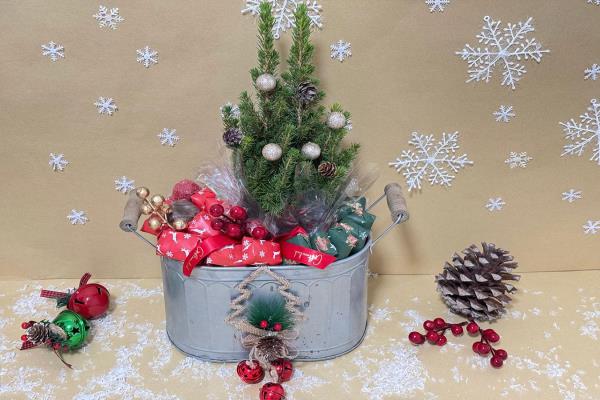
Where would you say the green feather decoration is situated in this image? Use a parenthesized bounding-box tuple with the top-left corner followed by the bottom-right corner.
(247, 295, 294, 331)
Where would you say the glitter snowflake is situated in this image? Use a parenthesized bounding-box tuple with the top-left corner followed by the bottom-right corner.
(136, 46, 158, 68)
(587, 0, 600, 5)
(157, 128, 180, 147)
(485, 197, 506, 212)
(49, 153, 68, 171)
(388, 131, 474, 191)
(94, 97, 118, 115)
(220, 102, 240, 119)
(114, 176, 135, 194)
(330, 40, 352, 62)
(560, 99, 600, 165)
(456, 16, 549, 90)
(41, 41, 64, 62)
(582, 220, 600, 235)
(494, 105, 516, 122)
(93, 5, 124, 30)
(562, 189, 582, 203)
(505, 151, 532, 168)
(67, 210, 88, 225)
(242, 0, 323, 40)
(425, 0, 450, 12)
(584, 64, 600, 81)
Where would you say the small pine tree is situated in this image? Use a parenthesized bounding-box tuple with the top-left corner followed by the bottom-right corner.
(221, 2, 358, 217)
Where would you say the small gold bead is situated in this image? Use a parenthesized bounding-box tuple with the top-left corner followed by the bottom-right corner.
(136, 187, 150, 199)
(148, 217, 162, 230)
(141, 204, 153, 215)
(150, 194, 165, 207)
(173, 219, 187, 231)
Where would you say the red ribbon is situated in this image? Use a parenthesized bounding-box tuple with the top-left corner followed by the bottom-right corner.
(182, 235, 236, 276)
(278, 227, 336, 270)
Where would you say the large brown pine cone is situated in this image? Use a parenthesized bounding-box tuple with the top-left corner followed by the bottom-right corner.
(296, 81, 318, 105)
(317, 161, 336, 178)
(435, 243, 520, 321)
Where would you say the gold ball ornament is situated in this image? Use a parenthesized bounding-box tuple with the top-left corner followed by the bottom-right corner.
(161, 203, 172, 213)
(301, 142, 321, 160)
(141, 204, 153, 215)
(172, 219, 188, 231)
(136, 187, 150, 199)
(327, 112, 346, 129)
(148, 217, 162, 231)
(262, 143, 283, 161)
(255, 73, 276, 92)
(150, 194, 165, 207)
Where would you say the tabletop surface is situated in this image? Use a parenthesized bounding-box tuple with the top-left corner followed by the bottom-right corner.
(1, 271, 599, 399)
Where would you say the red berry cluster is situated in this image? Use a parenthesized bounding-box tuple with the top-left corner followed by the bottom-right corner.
(208, 204, 268, 240)
(259, 320, 283, 332)
(409, 318, 508, 368)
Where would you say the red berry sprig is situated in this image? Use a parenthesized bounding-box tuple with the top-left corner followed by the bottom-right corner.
(409, 317, 508, 368)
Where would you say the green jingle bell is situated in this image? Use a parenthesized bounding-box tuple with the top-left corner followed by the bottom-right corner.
(52, 310, 89, 350)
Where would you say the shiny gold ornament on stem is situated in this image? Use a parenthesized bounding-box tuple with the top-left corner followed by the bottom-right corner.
(134, 187, 188, 231)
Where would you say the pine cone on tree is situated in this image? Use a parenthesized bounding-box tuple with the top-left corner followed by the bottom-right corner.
(435, 243, 520, 321)
(318, 161, 336, 178)
(296, 81, 317, 105)
(223, 128, 243, 148)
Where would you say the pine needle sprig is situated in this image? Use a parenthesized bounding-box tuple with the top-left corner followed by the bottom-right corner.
(247, 295, 294, 331)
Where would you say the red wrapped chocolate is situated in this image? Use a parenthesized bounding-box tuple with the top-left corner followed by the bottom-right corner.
(207, 237, 282, 266)
(156, 229, 202, 261)
(190, 188, 218, 210)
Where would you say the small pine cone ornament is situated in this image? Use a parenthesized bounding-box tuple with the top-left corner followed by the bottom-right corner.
(318, 161, 336, 177)
(26, 321, 67, 345)
(223, 128, 243, 148)
(296, 81, 317, 105)
(435, 243, 520, 321)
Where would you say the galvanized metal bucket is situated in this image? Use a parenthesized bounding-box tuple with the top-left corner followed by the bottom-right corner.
(120, 183, 408, 362)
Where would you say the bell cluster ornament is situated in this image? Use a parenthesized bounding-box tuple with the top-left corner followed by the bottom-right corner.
(136, 186, 187, 231)
(318, 161, 337, 177)
(259, 382, 285, 400)
(301, 142, 321, 160)
(237, 360, 265, 384)
(223, 127, 243, 148)
(262, 143, 283, 161)
(326, 111, 346, 129)
(40, 273, 110, 320)
(296, 81, 318, 105)
(255, 73, 277, 92)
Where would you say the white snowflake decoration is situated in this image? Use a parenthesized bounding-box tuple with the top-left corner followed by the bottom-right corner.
(220, 102, 240, 119)
(562, 189, 582, 203)
(494, 105, 516, 122)
(41, 41, 64, 62)
(94, 97, 118, 115)
(584, 64, 599, 81)
(67, 210, 88, 225)
(48, 153, 69, 172)
(425, 0, 450, 13)
(330, 40, 352, 62)
(93, 6, 124, 30)
(136, 46, 158, 68)
(114, 176, 135, 194)
(485, 197, 506, 212)
(456, 16, 549, 90)
(242, 0, 323, 40)
(157, 128, 180, 147)
(582, 220, 600, 235)
(388, 131, 474, 191)
(587, 0, 600, 5)
(505, 151, 532, 168)
(560, 99, 600, 165)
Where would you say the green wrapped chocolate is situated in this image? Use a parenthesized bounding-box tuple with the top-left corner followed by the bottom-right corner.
(337, 197, 376, 230)
(283, 228, 312, 264)
(309, 231, 337, 257)
(328, 224, 356, 259)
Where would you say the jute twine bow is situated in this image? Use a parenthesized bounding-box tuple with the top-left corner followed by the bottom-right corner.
(225, 265, 304, 378)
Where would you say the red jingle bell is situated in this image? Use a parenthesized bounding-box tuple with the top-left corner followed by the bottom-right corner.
(236, 360, 265, 384)
(271, 359, 293, 383)
(259, 382, 285, 400)
(67, 283, 110, 319)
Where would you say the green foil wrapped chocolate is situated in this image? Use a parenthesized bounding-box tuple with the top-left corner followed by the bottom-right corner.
(309, 231, 337, 257)
(52, 310, 89, 349)
(337, 197, 376, 230)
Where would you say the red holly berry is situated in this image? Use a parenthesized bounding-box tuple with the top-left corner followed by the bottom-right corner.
(63, 345, 69, 352)
(273, 322, 283, 332)
(483, 329, 500, 343)
(21, 322, 31, 329)
(251, 226, 268, 240)
(271, 358, 294, 383)
(490, 356, 504, 368)
(408, 331, 425, 345)
(259, 320, 269, 329)
(21, 334, 28, 342)
(478, 343, 491, 355)
(466, 321, 479, 334)
(425, 331, 439, 343)
(236, 360, 265, 384)
(436, 335, 447, 346)
(472, 342, 482, 354)
(229, 206, 247, 221)
(495, 349, 508, 360)
(210, 218, 225, 231)
(433, 318, 446, 329)
(225, 223, 243, 239)
(209, 204, 225, 218)
(423, 320, 435, 331)
(53, 342, 62, 350)
(450, 325, 464, 336)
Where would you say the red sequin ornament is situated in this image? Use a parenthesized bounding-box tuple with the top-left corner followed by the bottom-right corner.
(171, 179, 201, 201)
(236, 360, 265, 384)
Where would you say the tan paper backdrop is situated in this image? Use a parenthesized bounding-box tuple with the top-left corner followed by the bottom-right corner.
(1, 0, 599, 279)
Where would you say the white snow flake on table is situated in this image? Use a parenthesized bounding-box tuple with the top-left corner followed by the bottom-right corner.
(582, 220, 600, 235)
(485, 197, 506, 212)
(242, 0, 323, 40)
(220, 102, 241, 119)
(67, 209, 88, 225)
(456, 16, 549, 90)
(562, 189, 582, 203)
(157, 128, 180, 147)
(136, 46, 159, 68)
(114, 176, 135, 194)
(93, 5, 124, 30)
(494, 105, 516, 122)
(49, 153, 69, 171)
(560, 99, 600, 165)
(330, 40, 352, 62)
(425, 0, 450, 12)
(584, 64, 599, 80)
(388, 131, 474, 191)
(94, 97, 118, 115)
(505, 151, 532, 168)
(41, 41, 64, 62)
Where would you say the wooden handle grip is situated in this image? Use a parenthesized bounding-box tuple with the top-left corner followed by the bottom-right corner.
(119, 190, 143, 232)
(384, 183, 409, 224)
